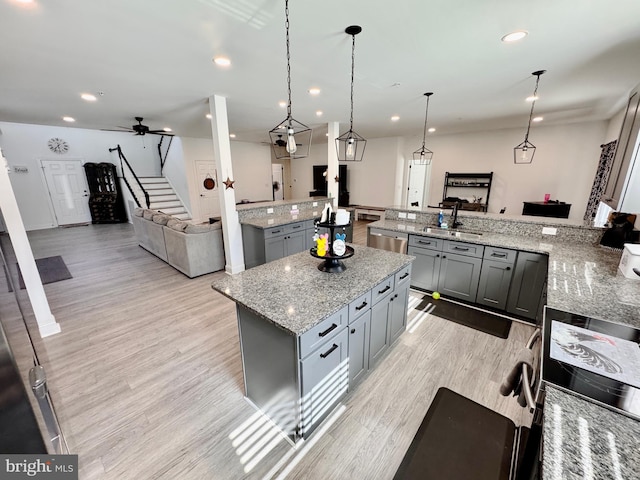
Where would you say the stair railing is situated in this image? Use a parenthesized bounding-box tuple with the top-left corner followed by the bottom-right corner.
(109, 145, 150, 208)
(158, 135, 173, 175)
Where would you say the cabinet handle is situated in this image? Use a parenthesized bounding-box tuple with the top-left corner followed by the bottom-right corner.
(292, 225, 301, 229)
(399, 272, 409, 280)
(394, 294, 398, 298)
(351, 328, 356, 334)
(491, 252, 507, 258)
(417, 240, 432, 245)
(318, 323, 338, 337)
(436, 254, 440, 258)
(320, 343, 338, 358)
(271, 230, 281, 234)
(378, 285, 391, 295)
(453, 246, 469, 251)
(505, 266, 511, 271)
(355, 301, 368, 311)
(442, 255, 447, 259)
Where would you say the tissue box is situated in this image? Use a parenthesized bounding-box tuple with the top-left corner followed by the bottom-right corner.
(618, 243, 640, 279)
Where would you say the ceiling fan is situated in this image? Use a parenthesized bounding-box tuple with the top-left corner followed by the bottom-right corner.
(102, 117, 173, 136)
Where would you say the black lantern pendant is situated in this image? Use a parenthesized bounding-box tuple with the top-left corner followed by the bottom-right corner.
(336, 25, 366, 162)
(514, 70, 546, 164)
(268, 0, 312, 159)
(413, 92, 434, 165)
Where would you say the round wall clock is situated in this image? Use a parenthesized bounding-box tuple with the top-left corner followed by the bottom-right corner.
(48, 138, 69, 154)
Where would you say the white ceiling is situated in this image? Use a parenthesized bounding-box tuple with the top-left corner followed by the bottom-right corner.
(2, 0, 640, 144)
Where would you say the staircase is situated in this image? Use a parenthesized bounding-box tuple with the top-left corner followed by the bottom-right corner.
(139, 177, 191, 220)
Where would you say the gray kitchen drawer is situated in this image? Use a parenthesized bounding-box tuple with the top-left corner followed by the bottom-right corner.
(372, 275, 395, 305)
(299, 306, 348, 358)
(483, 246, 517, 264)
(263, 221, 306, 239)
(409, 235, 443, 250)
(443, 239, 484, 258)
(348, 290, 372, 323)
(395, 264, 412, 288)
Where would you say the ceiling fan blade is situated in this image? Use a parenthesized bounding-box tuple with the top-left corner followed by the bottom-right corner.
(100, 128, 134, 132)
(147, 131, 174, 136)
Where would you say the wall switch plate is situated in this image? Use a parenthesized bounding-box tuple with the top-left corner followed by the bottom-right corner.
(542, 227, 557, 235)
(292, 205, 297, 210)
(312, 202, 318, 207)
(313, 211, 318, 216)
(407, 213, 417, 220)
(398, 212, 407, 219)
(267, 208, 274, 214)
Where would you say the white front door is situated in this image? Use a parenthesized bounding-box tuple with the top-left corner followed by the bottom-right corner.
(195, 161, 220, 221)
(41, 159, 91, 226)
(272, 164, 284, 201)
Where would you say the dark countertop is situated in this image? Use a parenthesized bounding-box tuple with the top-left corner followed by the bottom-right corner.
(211, 244, 414, 335)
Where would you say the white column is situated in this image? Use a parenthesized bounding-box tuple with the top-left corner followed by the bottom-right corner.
(0, 150, 60, 337)
(327, 122, 340, 207)
(209, 95, 245, 274)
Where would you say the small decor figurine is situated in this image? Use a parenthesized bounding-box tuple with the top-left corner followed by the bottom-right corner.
(316, 233, 329, 257)
(333, 233, 346, 256)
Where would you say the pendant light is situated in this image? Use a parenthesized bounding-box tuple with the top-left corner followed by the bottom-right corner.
(514, 70, 546, 164)
(413, 92, 434, 165)
(268, 0, 311, 159)
(336, 25, 366, 162)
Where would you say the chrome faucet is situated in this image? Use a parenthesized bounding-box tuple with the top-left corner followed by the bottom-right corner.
(451, 201, 463, 229)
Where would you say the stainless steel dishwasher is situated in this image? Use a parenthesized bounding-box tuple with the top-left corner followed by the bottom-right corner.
(368, 227, 408, 254)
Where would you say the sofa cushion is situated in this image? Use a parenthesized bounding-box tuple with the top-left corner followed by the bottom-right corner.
(143, 209, 157, 220)
(184, 223, 219, 234)
(133, 207, 144, 217)
(152, 214, 171, 225)
(167, 219, 188, 231)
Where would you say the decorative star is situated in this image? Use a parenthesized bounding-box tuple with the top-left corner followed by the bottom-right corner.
(334, 175, 340, 183)
(223, 177, 235, 189)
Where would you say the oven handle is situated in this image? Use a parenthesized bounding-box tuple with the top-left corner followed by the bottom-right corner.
(522, 328, 541, 412)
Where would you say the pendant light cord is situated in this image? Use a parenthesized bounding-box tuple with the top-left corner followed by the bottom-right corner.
(524, 73, 542, 142)
(285, 0, 292, 120)
(349, 33, 356, 132)
(421, 94, 430, 148)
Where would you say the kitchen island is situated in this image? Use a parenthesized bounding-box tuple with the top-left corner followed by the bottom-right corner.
(212, 244, 414, 443)
(369, 208, 640, 479)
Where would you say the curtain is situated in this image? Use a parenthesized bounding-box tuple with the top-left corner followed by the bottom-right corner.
(583, 140, 617, 225)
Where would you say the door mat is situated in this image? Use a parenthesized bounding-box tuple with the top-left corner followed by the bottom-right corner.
(11, 256, 72, 291)
(416, 296, 511, 339)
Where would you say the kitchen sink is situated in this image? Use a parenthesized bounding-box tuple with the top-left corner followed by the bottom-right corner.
(422, 227, 483, 240)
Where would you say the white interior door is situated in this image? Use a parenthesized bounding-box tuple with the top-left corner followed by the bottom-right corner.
(195, 161, 220, 221)
(406, 162, 430, 207)
(41, 159, 91, 226)
(272, 164, 284, 201)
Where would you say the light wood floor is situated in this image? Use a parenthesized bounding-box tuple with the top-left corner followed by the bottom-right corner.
(0, 220, 533, 479)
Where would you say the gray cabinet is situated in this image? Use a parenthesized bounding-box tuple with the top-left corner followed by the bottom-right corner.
(408, 236, 443, 291)
(388, 283, 409, 344)
(369, 292, 392, 368)
(347, 310, 370, 388)
(437, 240, 484, 302)
(242, 221, 314, 268)
(476, 246, 516, 310)
(506, 251, 548, 321)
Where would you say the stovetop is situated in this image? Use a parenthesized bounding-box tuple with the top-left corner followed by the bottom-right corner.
(542, 307, 640, 421)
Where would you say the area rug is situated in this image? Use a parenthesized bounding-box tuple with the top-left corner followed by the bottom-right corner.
(14, 256, 72, 291)
(414, 295, 511, 339)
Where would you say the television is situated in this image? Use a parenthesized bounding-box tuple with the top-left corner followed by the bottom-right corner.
(313, 165, 347, 192)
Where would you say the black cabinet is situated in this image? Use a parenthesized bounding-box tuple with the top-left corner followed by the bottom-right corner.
(522, 201, 571, 219)
(506, 252, 548, 322)
(476, 259, 514, 310)
(83, 162, 126, 223)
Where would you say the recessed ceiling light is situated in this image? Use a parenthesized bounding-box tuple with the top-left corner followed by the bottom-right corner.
(316, 110, 323, 116)
(532, 116, 543, 122)
(501, 30, 528, 43)
(229, 133, 236, 138)
(279, 101, 287, 108)
(308, 88, 321, 95)
(526, 95, 539, 102)
(391, 115, 400, 122)
(206, 113, 212, 119)
(428, 127, 436, 133)
(213, 56, 231, 66)
(163, 127, 172, 132)
(62, 116, 75, 122)
(81, 93, 97, 102)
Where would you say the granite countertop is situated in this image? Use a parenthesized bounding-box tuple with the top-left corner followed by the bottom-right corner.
(211, 244, 414, 335)
(369, 218, 640, 479)
(368, 219, 640, 328)
(543, 386, 640, 480)
(240, 210, 322, 229)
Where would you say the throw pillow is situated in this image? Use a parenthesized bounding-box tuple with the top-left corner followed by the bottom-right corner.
(152, 214, 171, 225)
(133, 208, 144, 217)
(167, 219, 187, 231)
(185, 223, 216, 234)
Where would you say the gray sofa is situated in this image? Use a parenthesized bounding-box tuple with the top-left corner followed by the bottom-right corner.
(131, 208, 225, 278)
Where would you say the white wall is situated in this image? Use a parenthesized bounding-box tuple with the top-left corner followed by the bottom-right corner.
(400, 121, 607, 221)
(0, 121, 160, 230)
(162, 136, 191, 213)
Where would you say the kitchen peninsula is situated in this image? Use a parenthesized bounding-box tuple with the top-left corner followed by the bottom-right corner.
(212, 244, 413, 443)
